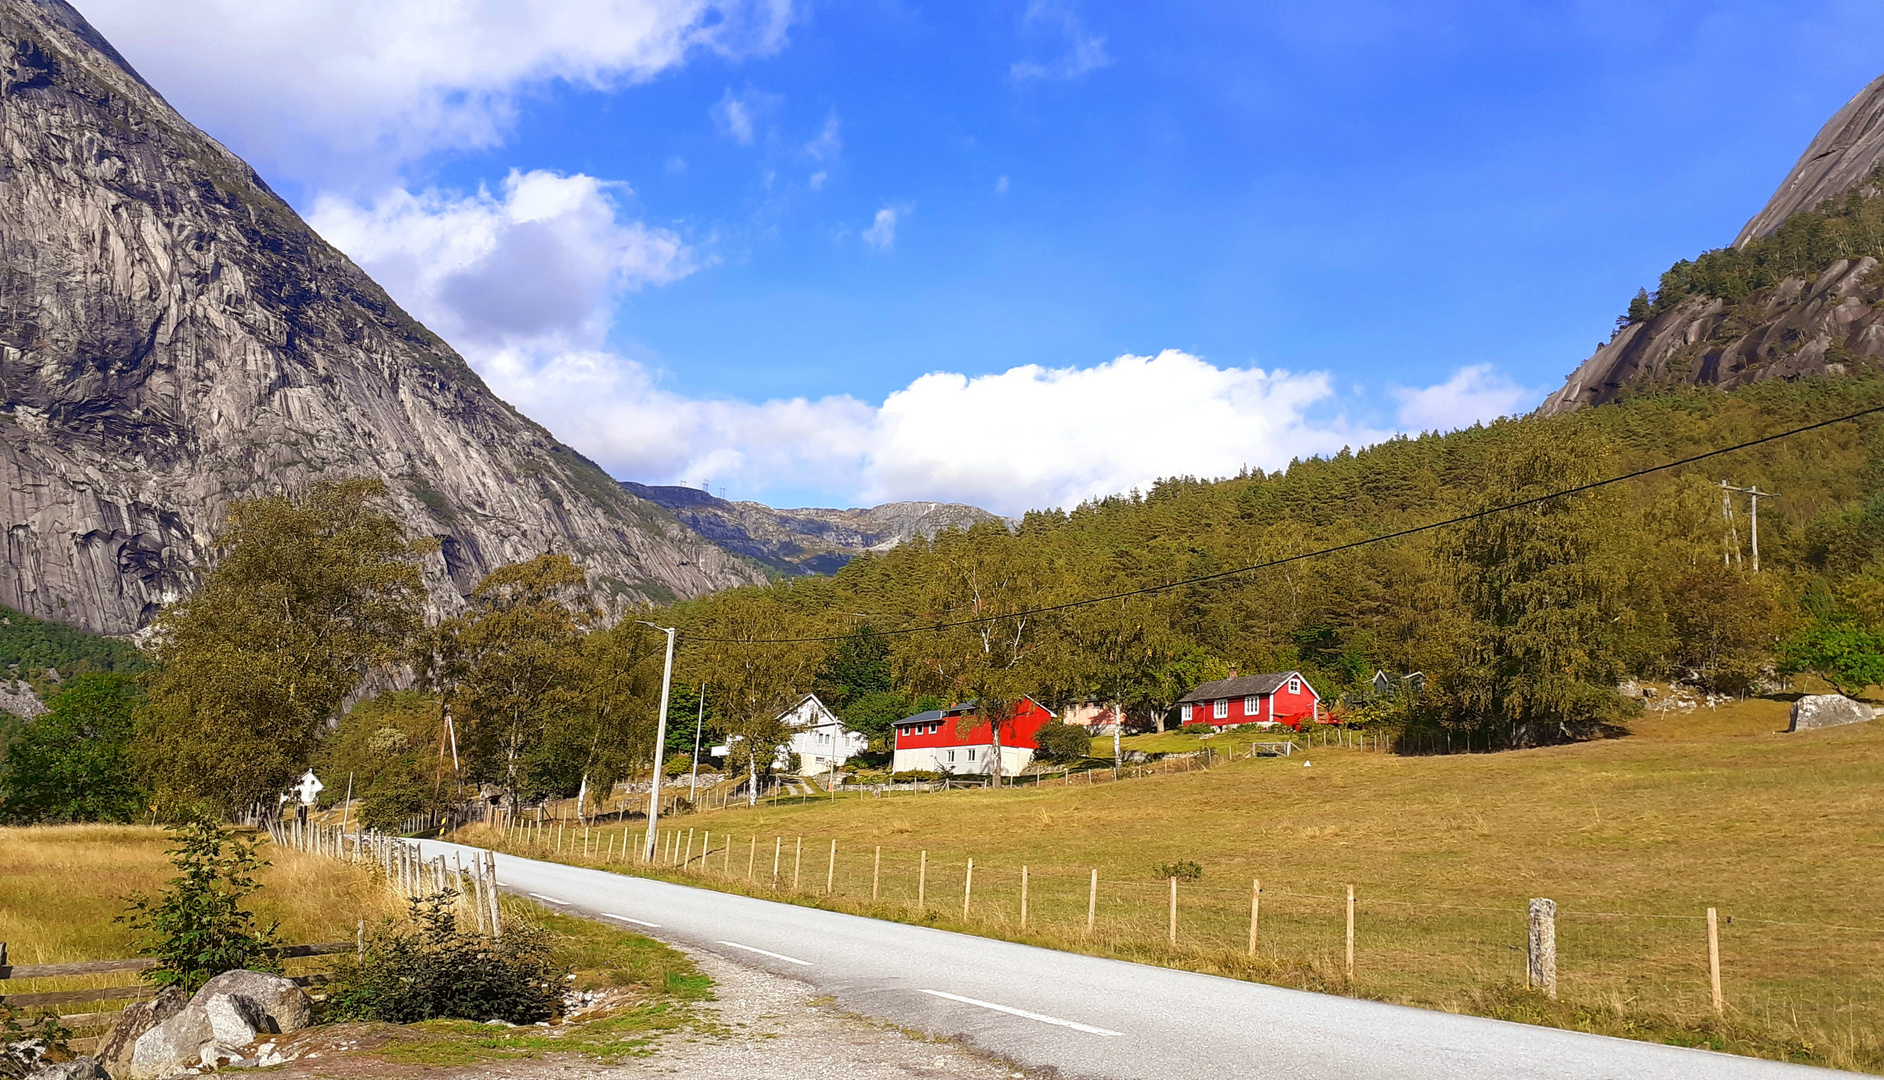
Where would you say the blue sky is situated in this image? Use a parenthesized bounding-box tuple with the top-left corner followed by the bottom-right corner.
(84, 0, 1884, 513)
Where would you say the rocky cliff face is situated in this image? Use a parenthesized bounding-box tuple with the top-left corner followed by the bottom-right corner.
(622, 483, 1003, 575)
(1735, 73, 1884, 247)
(1539, 72, 1884, 417)
(0, 0, 764, 635)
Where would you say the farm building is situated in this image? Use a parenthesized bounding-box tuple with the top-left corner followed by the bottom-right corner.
(778, 693, 868, 776)
(1177, 672, 1321, 729)
(891, 698, 1056, 776)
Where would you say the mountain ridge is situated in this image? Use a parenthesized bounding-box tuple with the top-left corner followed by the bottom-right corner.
(0, 0, 765, 635)
(622, 482, 1004, 576)
(1539, 71, 1884, 417)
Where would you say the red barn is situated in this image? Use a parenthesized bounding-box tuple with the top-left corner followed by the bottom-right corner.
(891, 698, 1056, 777)
(1176, 672, 1320, 729)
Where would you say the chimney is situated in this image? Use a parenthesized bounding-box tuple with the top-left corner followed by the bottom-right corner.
(1228, 667, 1238, 678)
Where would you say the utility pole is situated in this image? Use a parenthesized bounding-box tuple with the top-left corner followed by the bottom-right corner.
(689, 684, 706, 803)
(640, 623, 677, 863)
(1721, 481, 1780, 571)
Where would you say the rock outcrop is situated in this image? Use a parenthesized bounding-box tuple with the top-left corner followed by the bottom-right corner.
(1788, 693, 1876, 732)
(0, 0, 765, 635)
(1537, 256, 1884, 415)
(1736, 73, 1884, 247)
(623, 483, 1004, 575)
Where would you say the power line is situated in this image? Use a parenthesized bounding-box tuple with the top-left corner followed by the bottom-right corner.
(687, 401, 1884, 645)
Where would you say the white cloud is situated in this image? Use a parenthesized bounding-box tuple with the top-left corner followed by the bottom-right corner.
(1391, 364, 1535, 431)
(308, 170, 694, 354)
(309, 175, 1525, 516)
(996, 175, 1010, 194)
(1012, 0, 1112, 82)
(711, 89, 757, 145)
(804, 113, 842, 161)
(80, 0, 793, 183)
(869, 352, 1383, 511)
(862, 208, 900, 250)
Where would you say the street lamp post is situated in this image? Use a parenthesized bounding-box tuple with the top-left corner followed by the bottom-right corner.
(641, 623, 677, 863)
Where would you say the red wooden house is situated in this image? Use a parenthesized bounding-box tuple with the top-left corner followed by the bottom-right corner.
(1176, 672, 1320, 729)
(891, 698, 1056, 777)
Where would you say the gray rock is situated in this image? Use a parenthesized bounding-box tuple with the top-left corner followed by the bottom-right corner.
(24, 1058, 108, 1080)
(126, 1001, 212, 1080)
(97, 986, 189, 1076)
(0, 1, 765, 637)
(188, 971, 311, 1035)
(1736, 73, 1884, 247)
(1789, 694, 1877, 732)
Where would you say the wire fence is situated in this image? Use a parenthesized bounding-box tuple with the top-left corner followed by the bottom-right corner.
(466, 817, 1884, 1065)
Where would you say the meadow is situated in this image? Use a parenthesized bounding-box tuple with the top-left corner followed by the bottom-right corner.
(470, 693, 1884, 1073)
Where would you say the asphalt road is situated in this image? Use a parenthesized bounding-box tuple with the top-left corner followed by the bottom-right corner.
(413, 838, 1840, 1080)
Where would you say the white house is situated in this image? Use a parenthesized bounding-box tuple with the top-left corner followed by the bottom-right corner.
(777, 693, 868, 776)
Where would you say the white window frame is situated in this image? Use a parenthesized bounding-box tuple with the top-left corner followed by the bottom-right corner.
(1213, 699, 1229, 720)
(1180, 703, 1193, 722)
(967, 748, 977, 761)
(1244, 695, 1259, 714)
(1288, 677, 1302, 695)
(947, 749, 956, 763)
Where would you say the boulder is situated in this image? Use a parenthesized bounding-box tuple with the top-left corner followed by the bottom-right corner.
(118, 971, 312, 1079)
(189, 971, 311, 1035)
(25, 1059, 108, 1080)
(97, 987, 189, 1076)
(1789, 694, 1877, 732)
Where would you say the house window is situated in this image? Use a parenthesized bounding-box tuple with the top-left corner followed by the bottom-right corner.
(947, 749, 956, 763)
(967, 748, 976, 761)
(1180, 703, 1193, 722)
(1288, 677, 1301, 694)
(1244, 695, 1259, 714)
(1213, 699, 1228, 720)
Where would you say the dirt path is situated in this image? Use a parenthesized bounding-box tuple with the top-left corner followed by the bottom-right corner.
(257, 947, 1026, 1080)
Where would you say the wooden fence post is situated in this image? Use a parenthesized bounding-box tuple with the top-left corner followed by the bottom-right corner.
(1707, 907, 1723, 1014)
(793, 837, 803, 890)
(1020, 866, 1029, 929)
(873, 846, 882, 901)
(773, 837, 782, 886)
(1087, 870, 1098, 936)
(1168, 877, 1178, 945)
(748, 836, 757, 882)
(827, 840, 837, 894)
(919, 850, 928, 908)
(1249, 879, 1261, 956)
(1345, 885, 1355, 982)
(683, 829, 695, 868)
(963, 858, 974, 920)
(1527, 898, 1557, 998)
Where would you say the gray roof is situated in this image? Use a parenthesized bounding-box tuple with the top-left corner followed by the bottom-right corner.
(1176, 672, 1305, 704)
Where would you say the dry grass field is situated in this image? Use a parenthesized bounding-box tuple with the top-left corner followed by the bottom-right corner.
(0, 824, 401, 1013)
(474, 691, 1884, 1073)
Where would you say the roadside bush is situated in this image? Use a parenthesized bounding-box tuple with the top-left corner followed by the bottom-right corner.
(1179, 720, 1215, 734)
(326, 894, 564, 1024)
(889, 770, 943, 782)
(1152, 860, 1203, 882)
(120, 814, 281, 992)
(1033, 722, 1092, 763)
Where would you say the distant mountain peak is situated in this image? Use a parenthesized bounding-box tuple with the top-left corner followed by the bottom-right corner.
(622, 483, 1005, 576)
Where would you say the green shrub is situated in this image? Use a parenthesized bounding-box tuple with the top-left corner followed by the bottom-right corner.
(0, 673, 145, 823)
(1153, 859, 1203, 882)
(120, 815, 281, 992)
(1033, 722, 1092, 763)
(326, 895, 564, 1024)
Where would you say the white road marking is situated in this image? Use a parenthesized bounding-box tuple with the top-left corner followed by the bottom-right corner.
(602, 913, 660, 928)
(917, 989, 1123, 1037)
(527, 893, 568, 905)
(716, 940, 812, 966)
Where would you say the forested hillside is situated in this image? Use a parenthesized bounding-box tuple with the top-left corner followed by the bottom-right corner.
(662, 377, 1884, 751)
